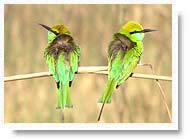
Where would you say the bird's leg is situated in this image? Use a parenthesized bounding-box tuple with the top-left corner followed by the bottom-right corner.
(116, 85, 120, 89)
(130, 73, 134, 77)
(55, 81, 61, 109)
(116, 73, 133, 89)
(137, 63, 172, 122)
(68, 70, 79, 87)
(56, 81, 60, 89)
(69, 81, 73, 87)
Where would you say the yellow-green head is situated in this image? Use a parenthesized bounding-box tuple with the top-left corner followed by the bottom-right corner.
(119, 21, 156, 42)
(39, 24, 71, 43)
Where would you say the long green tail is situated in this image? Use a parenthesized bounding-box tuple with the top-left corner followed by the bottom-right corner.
(57, 81, 73, 109)
(98, 79, 117, 103)
(98, 79, 117, 121)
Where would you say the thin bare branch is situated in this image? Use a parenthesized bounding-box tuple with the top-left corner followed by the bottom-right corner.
(4, 66, 172, 82)
(138, 63, 172, 122)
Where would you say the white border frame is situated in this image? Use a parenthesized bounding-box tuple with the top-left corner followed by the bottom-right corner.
(1, 1, 178, 130)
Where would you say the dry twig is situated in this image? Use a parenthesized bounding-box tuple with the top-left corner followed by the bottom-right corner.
(4, 66, 172, 82)
(138, 64, 172, 122)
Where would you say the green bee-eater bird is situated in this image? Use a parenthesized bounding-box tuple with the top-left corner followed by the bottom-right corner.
(39, 24, 80, 110)
(98, 21, 156, 121)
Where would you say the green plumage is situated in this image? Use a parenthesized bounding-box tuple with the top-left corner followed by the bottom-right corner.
(41, 24, 80, 109)
(98, 21, 155, 121)
(98, 33, 143, 104)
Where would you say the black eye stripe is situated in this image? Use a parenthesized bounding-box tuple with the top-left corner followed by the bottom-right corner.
(130, 29, 156, 34)
(130, 30, 143, 35)
(50, 30, 59, 36)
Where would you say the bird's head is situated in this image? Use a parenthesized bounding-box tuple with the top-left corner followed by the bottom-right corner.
(119, 21, 156, 42)
(39, 24, 71, 43)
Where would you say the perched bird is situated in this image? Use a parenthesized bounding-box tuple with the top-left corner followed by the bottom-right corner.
(98, 21, 156, 121)
(39, 24, 80, 110)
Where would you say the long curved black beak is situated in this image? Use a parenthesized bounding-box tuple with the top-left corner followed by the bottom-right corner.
(38, 23, 58, 35)
(142, 29, 157, 33)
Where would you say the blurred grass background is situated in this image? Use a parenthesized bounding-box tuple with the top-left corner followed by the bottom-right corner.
(4, 4, 172, 123)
